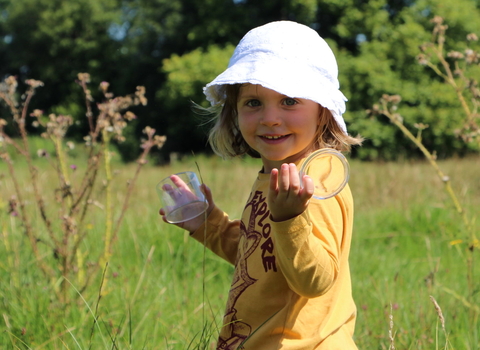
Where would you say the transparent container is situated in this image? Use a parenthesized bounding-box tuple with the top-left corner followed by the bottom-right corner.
(300, 148, 350, 200)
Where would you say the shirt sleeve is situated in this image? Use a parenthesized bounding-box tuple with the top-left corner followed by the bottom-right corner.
(190, 205, 242, 265)
(271, 191, 350, 298)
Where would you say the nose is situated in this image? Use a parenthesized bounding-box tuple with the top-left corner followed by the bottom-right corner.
(260, 106, 281, 127)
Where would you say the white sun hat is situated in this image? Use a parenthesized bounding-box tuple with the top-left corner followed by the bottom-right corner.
(203, 20, 348, 133)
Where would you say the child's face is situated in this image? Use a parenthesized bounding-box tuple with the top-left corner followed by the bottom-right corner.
(236, 84, 320, 173)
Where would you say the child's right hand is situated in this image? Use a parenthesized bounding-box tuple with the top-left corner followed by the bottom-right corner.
(268, 163, 314, 222)
(159, 183, 215, 233)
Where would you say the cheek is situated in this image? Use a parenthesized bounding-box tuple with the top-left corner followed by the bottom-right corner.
(237, 114, 253, 137)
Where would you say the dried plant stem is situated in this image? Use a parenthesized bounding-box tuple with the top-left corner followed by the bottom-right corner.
(425, 42, 474, 129)
(388, 304, 396, 350)
(420, 16, 479, 146)
(103, 135, 113, 263)
(71, 152, 101, 219)
(77, 74, 96, 138)
(1, 74, 165, 304)
(112, 150, 147, 241)
(98, 130, 114, 295)
(381, 95, 478, 328)
(53, 136, 73, 209)
(429, 296, 450, 350)
(381, 102, 470, 230)
(1, 86, 58, 278)
(381, 103, 477, 306)
(17, 106, 58, 251)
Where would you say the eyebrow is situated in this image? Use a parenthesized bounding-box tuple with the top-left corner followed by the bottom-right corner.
(238, 89, 291, 99)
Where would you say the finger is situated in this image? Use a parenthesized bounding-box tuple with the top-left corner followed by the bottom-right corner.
(288, 163, 301, 194)
(201, 184, 216, 212)
(170, 174, 191, 191)
(269, 168, 279, 195)
(159, 208, 169, 223)
(301, 175, 315, 200)
(278, 163, 290, 193)
(200, 183, 211, 199)
(161, 214, 169, 223)
(162, 183, 173, 192)
(162, 183, 181, 201)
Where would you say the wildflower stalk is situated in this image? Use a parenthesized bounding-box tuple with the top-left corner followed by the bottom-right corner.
(0, 80, 57, 281)
(379, 97, 468, 226)
(418, 16, 479, 308)
(371, 18, 479, 321)
(53, 135, 72, 195)
(374, 94, 477, 311)
(418, 16, 480, 145)
(103, 132, 113, 251)
(0, 73, 166, 303)
(2, 220, 19, 289)
(429, 296, 450, 350)
(111, 127, 165, 243)
(99, 130, 113, 294)
(1, 152, 54, 278)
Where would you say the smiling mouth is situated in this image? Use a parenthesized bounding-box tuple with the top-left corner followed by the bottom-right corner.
(261, 135, 289, 140)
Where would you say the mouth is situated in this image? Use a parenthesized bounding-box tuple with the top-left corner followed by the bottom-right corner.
(260, 134, 289, 140)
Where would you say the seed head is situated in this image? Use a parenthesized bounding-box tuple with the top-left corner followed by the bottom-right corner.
(431, 15, 444, 25)
(77, 73, 91, 83)
(417, 53, 429, 65)
(100, 81, 110, 93)
(37, 149, 48, 158)
(447, 51, 464, 60)
(25, 79, 44, 89)
(429, 296, 446, 332)
(414, 123, 429, 130)
(464, 49, 479, 64)
(467, 33, 478, 41)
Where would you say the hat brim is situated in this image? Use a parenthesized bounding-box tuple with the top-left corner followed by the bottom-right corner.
(204, 56, 348, 133)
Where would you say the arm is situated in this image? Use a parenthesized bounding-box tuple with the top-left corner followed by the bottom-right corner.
(160, 183, 241, 264)
(190, 206, 241, 265)
(272, 193, 350, 298)
(268, 162, 351, 298)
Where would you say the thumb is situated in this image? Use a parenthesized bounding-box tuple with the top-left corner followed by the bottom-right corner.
(201, 184, 215, 207)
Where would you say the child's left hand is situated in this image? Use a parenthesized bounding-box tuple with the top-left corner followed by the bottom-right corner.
(268, 163, 314, 222)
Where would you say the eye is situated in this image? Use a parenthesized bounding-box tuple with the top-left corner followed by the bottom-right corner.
(246, 99, 261, 107)
(283, 98, 298, 106)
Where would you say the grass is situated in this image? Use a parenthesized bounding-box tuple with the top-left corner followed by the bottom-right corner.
(0, 153, 479, 349)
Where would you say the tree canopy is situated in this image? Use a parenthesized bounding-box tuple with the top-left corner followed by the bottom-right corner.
(1, 0, 479, 161)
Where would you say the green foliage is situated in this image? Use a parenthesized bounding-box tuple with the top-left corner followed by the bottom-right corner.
(156, 44, 235, 157)
(160, 45, 235, 106)
(1, 0, 122, 112)
(1, 0, 479, 160)
(334, 0, 480, 159)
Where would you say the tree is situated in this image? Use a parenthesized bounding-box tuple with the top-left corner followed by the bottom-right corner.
(321, 0, 480, 159)
(0, 0, 123, 122)
(120, 0, 320, 160)
(157, 44, 235, 157)
(2, 0, 478, 160)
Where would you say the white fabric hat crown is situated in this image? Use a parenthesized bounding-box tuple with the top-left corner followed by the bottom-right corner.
(203, 20, 348, 133)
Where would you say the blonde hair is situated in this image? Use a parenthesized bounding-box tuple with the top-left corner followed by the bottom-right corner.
(207, 84, 362, 159)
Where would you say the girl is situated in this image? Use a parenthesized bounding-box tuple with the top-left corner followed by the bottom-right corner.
(160, 21, 362, 350)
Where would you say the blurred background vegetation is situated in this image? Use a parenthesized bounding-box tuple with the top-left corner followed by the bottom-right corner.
(1, 0, 479, 162)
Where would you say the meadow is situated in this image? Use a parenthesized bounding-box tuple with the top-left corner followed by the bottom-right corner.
(0, 152, 479, 349)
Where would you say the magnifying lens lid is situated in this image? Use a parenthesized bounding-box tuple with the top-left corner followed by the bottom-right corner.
(299, 148, 350, 200)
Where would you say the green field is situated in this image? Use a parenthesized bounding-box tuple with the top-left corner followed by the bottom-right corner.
(0, 154, 479, 349)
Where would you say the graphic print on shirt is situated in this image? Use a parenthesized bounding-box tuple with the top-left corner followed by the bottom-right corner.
(217, 190, 277, 349)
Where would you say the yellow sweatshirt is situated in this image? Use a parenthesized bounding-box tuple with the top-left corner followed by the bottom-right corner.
(191, 159, 357, 350)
